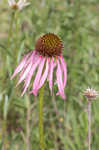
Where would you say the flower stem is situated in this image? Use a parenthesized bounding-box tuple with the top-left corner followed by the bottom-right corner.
(8, 11, 15, 49)
(39, 85, 45, 150)
(26, 101, 31, 150)
(88, 100, 91, 150)
(14, 10, 19, 62)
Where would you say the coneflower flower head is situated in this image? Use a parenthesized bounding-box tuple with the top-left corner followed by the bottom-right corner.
(83, 87, 99, 99)
(11, 33, 67, 99)
(8, 0, 30, 10)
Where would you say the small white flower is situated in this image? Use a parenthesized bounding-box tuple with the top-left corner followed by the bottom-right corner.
(8, 0, 30, 10)
(83, 87, 99, 99)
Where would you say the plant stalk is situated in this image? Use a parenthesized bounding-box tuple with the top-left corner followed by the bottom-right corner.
(39, 85, 45, 150)
(26, 102, 31, 150)
(14, 10, 19, 62)
(88, 100, 91, 150)
(8, 11, 15, 49)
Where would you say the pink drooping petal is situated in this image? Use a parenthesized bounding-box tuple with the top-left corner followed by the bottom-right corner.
(10, 54, 29, 80)
(18, 51, 36, 79)
(30, 57, 46, 96)
(56, 60, 66, 99)
(21, 57, 41, 96)
(10, 51, 33, 80)
(60, 56, 67, 88)
(26, 50, 38, 65)
(21, 51, 36, 71)
(48, 58, 54, 94)
(16, 51, 36, 86)
(37, 58, 49, 90)
(16, 61, 33, 86)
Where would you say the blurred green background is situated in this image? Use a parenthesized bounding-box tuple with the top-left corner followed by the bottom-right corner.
(0, 0, 99, 150)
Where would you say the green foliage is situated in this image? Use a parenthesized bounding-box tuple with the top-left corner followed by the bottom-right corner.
(0, 0, 99, 149)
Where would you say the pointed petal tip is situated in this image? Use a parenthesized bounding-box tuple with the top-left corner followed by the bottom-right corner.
(56, 92, 66, 100)
(21, 93, 24, 97)
(21, 89, 26, 97)
(29, 90, 38, 96)
(16, 82, 20, 87)
(29, 91, 32, 94)
(63, 95, 66, 100)
(61, 94, 66, 100)
(10, 74, 15, 80)
(10, 76, 13, 80)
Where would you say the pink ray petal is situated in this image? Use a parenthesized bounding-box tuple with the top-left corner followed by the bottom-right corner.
(60, 56, 67, 88)
(19, 51, 36, 79)
(17, 62, 32, 86)
(48, 58, 54, 95)
(16, 61, 33, 86)
(21, 51, 35, 70)
(10, 51, 33, 80)
(21, 57, 41, 96)
(37, 58, 49, 90)
(30, 57, 46, 96)
(10, 56, 27, 80)
(56, 60, 66, 99)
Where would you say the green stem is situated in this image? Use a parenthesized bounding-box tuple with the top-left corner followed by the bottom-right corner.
(14, 11, 19, 62)
(88, 100, 91, 150)
(39, 85, 45, 150)
(8, 11, 15, 50)
(4, 11, 15, 78)
(26, 101, 30, 150)
(2, 120, 8, 150)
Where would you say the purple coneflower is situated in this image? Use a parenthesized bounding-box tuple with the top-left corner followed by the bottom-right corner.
(83, 87, 99, 99)
(11, 33, 67, 99)
(8, 0, 30, 10)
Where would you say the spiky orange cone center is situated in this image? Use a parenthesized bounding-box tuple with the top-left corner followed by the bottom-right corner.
(35, 33, 63, 57)
(12, 4, 19, 9)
